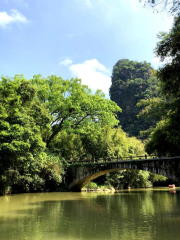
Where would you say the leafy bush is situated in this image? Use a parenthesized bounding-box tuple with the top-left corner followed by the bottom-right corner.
(83, 182, 98, 190)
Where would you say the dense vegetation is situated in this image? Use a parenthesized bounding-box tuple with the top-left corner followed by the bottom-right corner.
(109, 59, 159, 138)
(0, 74, 148, 194)
(138, 14, 180, 156)
(0, 77, 64, 194)
(2, 14, 180, 193)
(105, 15, 180, 188)
(106, 14, 180, 189)
(93, 170, 166, 189)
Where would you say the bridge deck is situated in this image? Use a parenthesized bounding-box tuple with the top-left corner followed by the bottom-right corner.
(68, 156, 180, 165)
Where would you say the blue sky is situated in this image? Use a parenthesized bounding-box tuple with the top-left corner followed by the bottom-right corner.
(0, 0, 174, 97)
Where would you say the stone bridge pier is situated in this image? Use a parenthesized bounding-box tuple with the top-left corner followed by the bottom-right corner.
(67, 157, 180, 191)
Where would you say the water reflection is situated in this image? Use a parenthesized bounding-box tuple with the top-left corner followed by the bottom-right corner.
(0, 189, 180, 240)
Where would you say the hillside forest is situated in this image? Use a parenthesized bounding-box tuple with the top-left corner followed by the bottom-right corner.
(1, 14, 180, 194)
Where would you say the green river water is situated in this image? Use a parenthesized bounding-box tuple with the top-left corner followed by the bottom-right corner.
(0, 188, 180, 240)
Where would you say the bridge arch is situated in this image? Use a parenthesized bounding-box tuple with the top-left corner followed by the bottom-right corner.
(68, 157, 180, 191)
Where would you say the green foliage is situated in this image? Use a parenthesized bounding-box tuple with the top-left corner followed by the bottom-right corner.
(83, 182, 98, 190)
(40, 152, 65, 191)
(0, 74, 123, 194)
(98, 170, 167, 189)
(109, 59, 159, 138)
(30, 75, 120, 147)
(145, 116, 180, 156)
(142, 15, 180, 156)
(2, 72, 164, 193)
(148, 173, 167, 183)
(51, 126, 145, 161)
(0, 77, 47, 194)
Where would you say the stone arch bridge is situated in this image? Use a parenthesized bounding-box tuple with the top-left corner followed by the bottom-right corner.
(67, 156, 180, 191)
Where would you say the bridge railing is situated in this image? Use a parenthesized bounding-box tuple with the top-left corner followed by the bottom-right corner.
(67, 154, 160, 164)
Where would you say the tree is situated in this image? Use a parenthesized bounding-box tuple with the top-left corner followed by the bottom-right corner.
(139, 14, 180, 155)
(0, 73, 148, 193)
(0, 77, 46, 193)
(95, 168, 167, 189)
(30, 75, 121, 147)
(0, 75, 66, 194)
(140, 0, 180, 15)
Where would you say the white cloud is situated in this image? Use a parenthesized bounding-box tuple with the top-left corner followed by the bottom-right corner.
(152, 56, 161, 64)
(152, 56, 172, 64)
(59, 59, 72, 66)
(0, 9, 28, 27)
(69, 59, 111, 94)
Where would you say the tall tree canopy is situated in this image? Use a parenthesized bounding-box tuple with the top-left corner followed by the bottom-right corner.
(30, 75, 121, 147)
(0, 77, 47, 193)
(109, 59, 159, 138)
(0, 74, 123, 194)
(1, 73, 167, 193)
(138, 14, 180, 156)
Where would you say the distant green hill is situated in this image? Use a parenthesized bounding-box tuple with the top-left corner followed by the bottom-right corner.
(109, 59, 159, 138)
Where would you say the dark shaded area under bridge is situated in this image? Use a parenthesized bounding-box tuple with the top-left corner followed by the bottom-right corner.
(66, 156, 180, 191)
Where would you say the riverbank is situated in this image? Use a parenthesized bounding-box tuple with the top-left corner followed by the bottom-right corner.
(82, 187, 115, 192)
(81, 182, 115, 192)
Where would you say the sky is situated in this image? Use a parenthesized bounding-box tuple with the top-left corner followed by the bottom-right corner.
(0, 0, 174, 98)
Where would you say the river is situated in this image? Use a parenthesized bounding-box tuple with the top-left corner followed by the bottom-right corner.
(0, 188, 180, 240)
